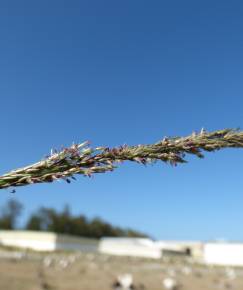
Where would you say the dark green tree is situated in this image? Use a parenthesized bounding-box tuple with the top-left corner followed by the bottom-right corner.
(0, 199, 23, 229)
(26, 214, 42, 231)
(25, 206, 147, 238)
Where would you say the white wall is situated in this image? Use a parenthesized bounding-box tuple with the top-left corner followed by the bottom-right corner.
(155, 240, 204, 259)
(0, 231, 56, 251)
(204, 243, 243, 266)
(99, 238, 161, 259)
(0, 231, 98, 252)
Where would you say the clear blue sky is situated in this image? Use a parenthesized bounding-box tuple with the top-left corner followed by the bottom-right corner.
(0, 0, 243, 241)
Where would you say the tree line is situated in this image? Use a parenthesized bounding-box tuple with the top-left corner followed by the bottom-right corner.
(0, 199, 147, 239)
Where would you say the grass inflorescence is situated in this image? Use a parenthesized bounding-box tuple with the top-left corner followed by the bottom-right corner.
(1, 129, 243, 190)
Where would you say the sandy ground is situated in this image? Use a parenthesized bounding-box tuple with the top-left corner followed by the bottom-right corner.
(0, 250, 242, 290)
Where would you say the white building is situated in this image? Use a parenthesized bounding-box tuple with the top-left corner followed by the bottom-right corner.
(2, 231, 243, 266)
(203, 242, 243, 266)
(0, 230, 98, 252)
(155, 240, 204, 259)
(99, 237, 162, 259)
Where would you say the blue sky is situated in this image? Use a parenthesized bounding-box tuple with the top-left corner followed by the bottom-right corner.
(0, 0, 243, 240)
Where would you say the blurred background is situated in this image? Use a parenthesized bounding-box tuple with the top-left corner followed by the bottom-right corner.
(0, 0, 243, 289)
